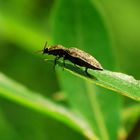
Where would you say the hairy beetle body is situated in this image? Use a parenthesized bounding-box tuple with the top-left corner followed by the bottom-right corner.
(42, 42, 103, 74)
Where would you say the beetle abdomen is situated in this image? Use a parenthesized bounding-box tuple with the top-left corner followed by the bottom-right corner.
(65, 48, 103, 70)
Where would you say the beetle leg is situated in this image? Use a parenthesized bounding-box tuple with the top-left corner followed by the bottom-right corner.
(63, 56, 65, 66)
(54, 56, 58, 66)
(85, 67, 89, 75)
(62, 55, 66, 71)
(54, 56, 60, 69)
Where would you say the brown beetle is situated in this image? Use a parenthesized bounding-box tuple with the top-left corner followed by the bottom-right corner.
(42, 42, 103, 74)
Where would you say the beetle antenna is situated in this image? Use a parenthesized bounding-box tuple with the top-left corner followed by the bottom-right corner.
(44, 41, 48, 49)
(34, 41, 48, 54)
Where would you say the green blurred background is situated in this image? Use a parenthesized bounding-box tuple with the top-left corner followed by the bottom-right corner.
(0, 0, 140, 140)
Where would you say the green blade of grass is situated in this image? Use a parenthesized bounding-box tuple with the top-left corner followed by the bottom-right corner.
(0, 72, 99, 140)
(54, 61, 140, 101)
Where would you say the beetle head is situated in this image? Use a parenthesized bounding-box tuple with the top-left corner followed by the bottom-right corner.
(42, 41, 48, 54)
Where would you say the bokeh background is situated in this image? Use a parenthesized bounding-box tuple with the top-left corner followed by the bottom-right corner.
(0, 0, 140, 140)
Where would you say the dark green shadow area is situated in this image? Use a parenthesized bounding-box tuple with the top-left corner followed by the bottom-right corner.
(45, 59, 97, 80)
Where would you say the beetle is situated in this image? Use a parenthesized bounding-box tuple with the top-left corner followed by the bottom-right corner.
(42, 42, 103, 74)
(64, 48, 103, 74)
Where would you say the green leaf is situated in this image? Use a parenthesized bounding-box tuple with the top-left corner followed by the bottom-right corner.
(0, 108, 20, 140)
(54, 61, 140, 101)
(51, 0, 122, 139)
(0, 72, 99, 140)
